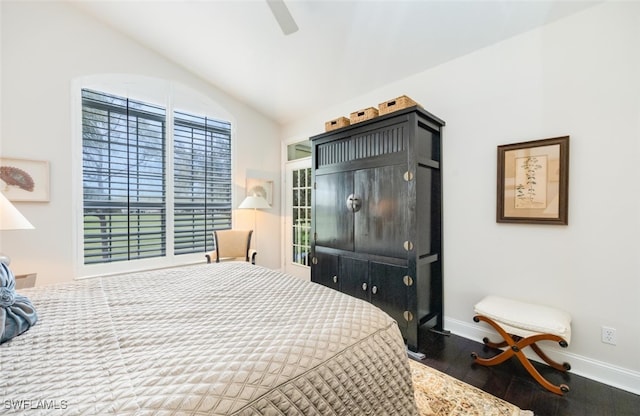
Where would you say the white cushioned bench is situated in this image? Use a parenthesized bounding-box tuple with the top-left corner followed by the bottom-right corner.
(471, 295, 572, 395)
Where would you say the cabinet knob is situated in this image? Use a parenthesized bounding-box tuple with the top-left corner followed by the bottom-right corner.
(332, 275, 338, 283)
(403, 311, 414, 322)
(371, 285, 378, 295)
(361, 282, 368, 291)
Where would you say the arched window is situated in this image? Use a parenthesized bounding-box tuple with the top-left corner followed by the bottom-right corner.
(76, 77, 232, 275)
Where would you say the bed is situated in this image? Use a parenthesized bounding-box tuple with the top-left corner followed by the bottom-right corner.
(1, 262, 417, 415)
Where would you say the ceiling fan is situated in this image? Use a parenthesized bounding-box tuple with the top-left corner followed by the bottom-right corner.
(266, 0, 299, 35)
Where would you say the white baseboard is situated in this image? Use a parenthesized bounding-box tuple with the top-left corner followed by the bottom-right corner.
(444, 317, 640, 396)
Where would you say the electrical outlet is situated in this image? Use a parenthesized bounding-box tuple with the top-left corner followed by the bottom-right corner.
(601, 326, 616, 345)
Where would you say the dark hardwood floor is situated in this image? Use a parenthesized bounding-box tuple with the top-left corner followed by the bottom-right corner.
(412, 329, 639, 416)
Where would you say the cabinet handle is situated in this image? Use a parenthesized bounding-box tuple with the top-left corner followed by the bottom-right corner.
(371, 285, 378, 295)
(361, 282, 368, 291)
(346, 194, 362, 213)
(332, 275, 338, 283)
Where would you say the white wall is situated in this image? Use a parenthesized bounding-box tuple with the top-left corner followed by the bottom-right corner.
(0, 1, 282, 284)
(283, 2, 640, 393)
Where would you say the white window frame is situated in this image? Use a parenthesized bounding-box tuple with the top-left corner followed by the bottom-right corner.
(71, 75, 235, 278)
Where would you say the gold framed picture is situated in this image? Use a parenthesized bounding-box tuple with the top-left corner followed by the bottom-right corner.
(497, 136, 569, 225)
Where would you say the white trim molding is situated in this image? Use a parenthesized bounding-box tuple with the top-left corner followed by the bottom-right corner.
(445, 317, 640, 396)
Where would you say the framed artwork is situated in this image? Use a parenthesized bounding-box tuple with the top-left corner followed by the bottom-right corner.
(497, 136, 569, 225)
(0, 157, 50, 202)
(246, 178, 273, 205)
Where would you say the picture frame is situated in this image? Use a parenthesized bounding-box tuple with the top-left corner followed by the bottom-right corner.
(0, 157, 50, 202)
(246, 178, 273, 206)
(497, 136, 569, 225)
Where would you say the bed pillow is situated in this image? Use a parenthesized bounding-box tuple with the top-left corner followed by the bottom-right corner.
(1, 261, 38, 344)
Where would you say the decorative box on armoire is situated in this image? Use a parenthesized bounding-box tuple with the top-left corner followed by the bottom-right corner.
(310, 105, 445, 353)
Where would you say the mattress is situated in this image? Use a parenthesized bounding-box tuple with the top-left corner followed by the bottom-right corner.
(1, 262, 417, 415)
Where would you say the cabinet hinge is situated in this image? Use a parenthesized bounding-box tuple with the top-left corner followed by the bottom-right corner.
(403, 311, 414, 322)
(312, 257, 318, 265)
(313, 232, 318, 241)
(313, 182, 317, 190)
(403, 275, 414, 287)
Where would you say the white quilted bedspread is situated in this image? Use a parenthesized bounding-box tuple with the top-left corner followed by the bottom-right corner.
(1, 262, 417, 415)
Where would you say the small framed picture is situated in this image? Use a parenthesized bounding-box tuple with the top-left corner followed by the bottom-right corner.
(497, 136, 569, 225)
(0, 157, 50, 202)
(246, 178, 273, 205)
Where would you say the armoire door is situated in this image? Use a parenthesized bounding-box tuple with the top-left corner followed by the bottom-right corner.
(311, 249, 339, 290)
(314, 171, 354, 251)
(339, 256, 369, 301)
(369, 261, 409, 332)
(354, 164, 409, 258)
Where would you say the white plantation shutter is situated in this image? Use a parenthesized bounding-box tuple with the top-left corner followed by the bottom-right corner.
(173, 111, 231, 255)
(81, 89, 231, 265)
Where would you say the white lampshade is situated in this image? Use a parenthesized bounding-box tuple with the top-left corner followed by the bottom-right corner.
(238, 195, 271, 209)
(0, 192, 34, 230)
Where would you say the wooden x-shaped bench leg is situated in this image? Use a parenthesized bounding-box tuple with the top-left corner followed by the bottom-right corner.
(471, 315, 571, 395)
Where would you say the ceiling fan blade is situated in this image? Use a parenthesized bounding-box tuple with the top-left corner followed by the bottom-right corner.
(266, 0, 299, 35)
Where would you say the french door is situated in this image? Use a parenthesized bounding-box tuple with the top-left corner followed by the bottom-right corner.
(284, 158, 312, 280)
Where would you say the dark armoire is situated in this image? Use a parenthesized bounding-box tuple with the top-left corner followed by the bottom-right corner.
(310, 106, 445, 352)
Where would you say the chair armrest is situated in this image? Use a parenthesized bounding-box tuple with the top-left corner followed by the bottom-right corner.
(205, 250, 218, 264)
(249, 249, 257, 265)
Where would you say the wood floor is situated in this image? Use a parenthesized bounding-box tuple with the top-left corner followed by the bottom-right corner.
(413, 329, 639, 416)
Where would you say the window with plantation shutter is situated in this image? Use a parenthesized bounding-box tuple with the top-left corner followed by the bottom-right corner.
(81, 89, 232, 266)
(173, 111, 231, 255)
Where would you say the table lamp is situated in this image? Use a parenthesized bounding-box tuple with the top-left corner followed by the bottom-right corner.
(0, 192, 34, 265)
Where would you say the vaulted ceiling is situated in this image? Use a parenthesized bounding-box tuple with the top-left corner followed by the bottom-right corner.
(72, 0, 600, 125)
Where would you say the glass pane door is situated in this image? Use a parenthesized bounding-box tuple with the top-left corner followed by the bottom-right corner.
(285, 158, 311, 280)
(292, 167, 312, 265)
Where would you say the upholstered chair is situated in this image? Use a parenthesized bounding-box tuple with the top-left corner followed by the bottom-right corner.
(205, 230, 256, 264)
